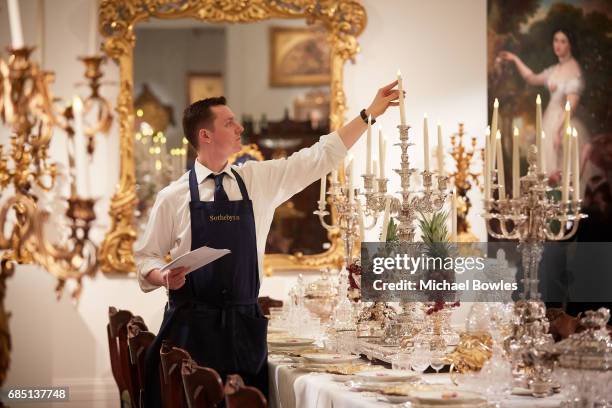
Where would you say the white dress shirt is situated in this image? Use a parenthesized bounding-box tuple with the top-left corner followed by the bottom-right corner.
(135, 131, 347, 292)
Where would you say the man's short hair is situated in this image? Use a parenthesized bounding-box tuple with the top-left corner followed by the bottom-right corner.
(182, 96, 227, 148)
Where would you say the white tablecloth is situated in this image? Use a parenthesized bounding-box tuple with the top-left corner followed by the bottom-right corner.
(268, 358, 564, 408)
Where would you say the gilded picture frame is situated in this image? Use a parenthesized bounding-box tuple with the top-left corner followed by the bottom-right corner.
(98, 0, 367, 275)
(269, 26, 331, 87)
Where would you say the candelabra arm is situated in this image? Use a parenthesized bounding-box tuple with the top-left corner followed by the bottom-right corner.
(314, 200, 338, 232)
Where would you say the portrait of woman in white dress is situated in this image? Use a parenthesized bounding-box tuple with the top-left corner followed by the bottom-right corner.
(499, 28, 590, 185)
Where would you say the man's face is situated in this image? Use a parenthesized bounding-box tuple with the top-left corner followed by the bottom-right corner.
(199, 105, 243, 157)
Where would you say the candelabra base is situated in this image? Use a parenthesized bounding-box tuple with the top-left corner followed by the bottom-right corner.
(504, 300, 554, 395)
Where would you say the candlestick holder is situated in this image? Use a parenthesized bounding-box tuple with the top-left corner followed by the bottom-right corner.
(0, 47, 58, 270)
(360, 124, 450, 346)
(314, 176, 359, 268)
(449, 123, 481, 241)
(1, 46, 112, 291)
(78, 55, 113, 155)
(484, 145, 586, 393)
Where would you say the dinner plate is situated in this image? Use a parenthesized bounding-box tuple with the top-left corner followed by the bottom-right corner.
(354, 369, 420, 383)
(411, 390, 486, 405)
(267, 337, 315, 347)
(301, 353, 361, 364)
(377, 395, 413, 404)
(267, 327, 288, 334)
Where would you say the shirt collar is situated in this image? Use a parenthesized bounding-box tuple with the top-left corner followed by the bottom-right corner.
(194, 158, 235, 184)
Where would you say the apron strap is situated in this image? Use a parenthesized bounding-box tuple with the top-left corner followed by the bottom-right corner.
(231, 168, 251, 201)
(188, 169, 200, 202)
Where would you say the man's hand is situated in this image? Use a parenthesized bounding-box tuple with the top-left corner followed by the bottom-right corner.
(146, 266, 188, 290)
(365, 80, 401, 119)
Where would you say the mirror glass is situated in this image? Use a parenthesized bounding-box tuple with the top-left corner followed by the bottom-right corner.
(133, 18, 332, 256)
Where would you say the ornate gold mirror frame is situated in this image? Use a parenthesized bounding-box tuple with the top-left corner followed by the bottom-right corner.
(98, 0, 366, 275)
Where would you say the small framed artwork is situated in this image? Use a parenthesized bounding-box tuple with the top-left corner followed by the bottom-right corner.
(187, 72, 224, 104)
(269, 26, 331, 87)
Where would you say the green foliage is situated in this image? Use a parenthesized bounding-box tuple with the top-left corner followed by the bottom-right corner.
(419, 211, 451, 259)
(385, 217, 398, 243)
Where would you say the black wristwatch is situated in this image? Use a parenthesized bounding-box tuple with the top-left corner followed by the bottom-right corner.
(360, 108, 376, 125)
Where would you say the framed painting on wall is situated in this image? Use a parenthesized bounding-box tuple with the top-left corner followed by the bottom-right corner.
(187, 72, 224, 104)
(269, 26, 331, 87)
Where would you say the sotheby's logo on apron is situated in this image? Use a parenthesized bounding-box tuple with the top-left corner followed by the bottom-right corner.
(209, 214, 241, 222)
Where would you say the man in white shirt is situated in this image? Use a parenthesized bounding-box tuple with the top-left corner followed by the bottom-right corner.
(137, 81, 399, 406)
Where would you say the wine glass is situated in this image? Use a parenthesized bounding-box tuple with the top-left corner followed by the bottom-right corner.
(410, 342, 431, 375)
(390, 352, 412, 371)
(430, 352, 446, 374)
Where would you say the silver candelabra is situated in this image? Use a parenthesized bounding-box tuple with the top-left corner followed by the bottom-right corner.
(484, 145, 586, 394)
(362, 125, 450, 242)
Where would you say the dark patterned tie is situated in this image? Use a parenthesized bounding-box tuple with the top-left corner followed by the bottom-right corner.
(208, 173, 229, 201)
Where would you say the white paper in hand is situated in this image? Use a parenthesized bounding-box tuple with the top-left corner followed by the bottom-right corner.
(160, 246, 231, 275)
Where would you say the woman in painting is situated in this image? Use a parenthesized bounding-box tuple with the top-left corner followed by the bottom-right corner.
(499, 28, 591, 187)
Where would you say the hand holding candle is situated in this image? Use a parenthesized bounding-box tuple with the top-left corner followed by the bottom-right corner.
(397, 69, 406, 127)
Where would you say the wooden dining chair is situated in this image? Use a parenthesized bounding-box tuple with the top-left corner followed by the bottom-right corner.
(108, 307, 143, 408)
(224, 374, 267, 408)
(257, 296, 283, 316)
(127, 321, 155, 407)
(181, 358, 225, 408)
(160, 343, 191, 408)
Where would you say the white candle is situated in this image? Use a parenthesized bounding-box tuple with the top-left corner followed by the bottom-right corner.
(495, 130, 505, 199)
(491, 98, 499, 149)
(7, 0, 24, 49)
(572, 128, 580, 203)
(397, 69, 406, 127)
(347, 154, 354, 202)
(356, 201, 365, 242)
(437, 124, 444, 176)
(564, 100, 571, 136)
(541, 132, 546, 173)
(379, 129, 386, 178)
(88, 0, 99, 55)
(512, 127, 520, 199)
(380, 197, 391, 242)
(383, 139, 388, 178)
(451, 189, 457, 242)
(484, 127, 490, 201)
(536, 94, 542, 168)
(331, 169, 338, 184)
(366, 115, 372, 174)
(562, 127, 571, 202)
(319, 173, 327, 203)
(372, 159, 378, 192)
(423, 114, 430, 172)
(72, 96, 90, 197)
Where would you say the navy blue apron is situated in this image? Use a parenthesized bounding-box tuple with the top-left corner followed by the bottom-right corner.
(143, 168, 268, 407)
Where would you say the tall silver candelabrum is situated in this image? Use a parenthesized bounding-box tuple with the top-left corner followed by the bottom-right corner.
(362, 125, 450, 242)
(314, 175, 360, 267)
(362, 124, 450, 346)
(484, 145, 586, 394)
